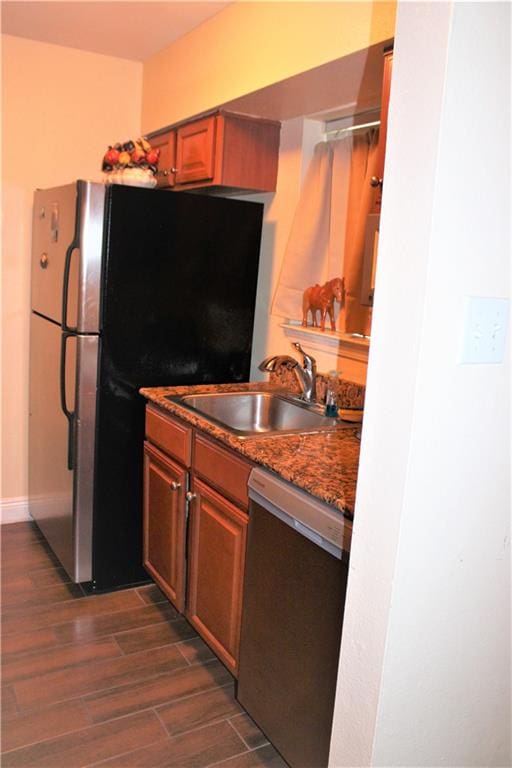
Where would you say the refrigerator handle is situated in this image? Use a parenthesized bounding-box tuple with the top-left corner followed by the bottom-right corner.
(62, 182, 82, 334)
(60, 331, 76, 471)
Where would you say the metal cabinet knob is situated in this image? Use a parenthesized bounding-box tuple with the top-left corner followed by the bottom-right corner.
(370, 176, 383, 189)
(40, 253, 49, 269)
(185, 491, 197, 502)
(170, 481, 181, 491)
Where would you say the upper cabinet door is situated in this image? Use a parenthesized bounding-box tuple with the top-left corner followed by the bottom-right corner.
(175, 117, 216, 185)
(152, 130, 177, 188)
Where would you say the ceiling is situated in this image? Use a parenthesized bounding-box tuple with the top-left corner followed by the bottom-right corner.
(1, 1, 232, 61)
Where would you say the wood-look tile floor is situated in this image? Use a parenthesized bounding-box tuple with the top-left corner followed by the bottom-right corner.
(1, 522, 288, 768)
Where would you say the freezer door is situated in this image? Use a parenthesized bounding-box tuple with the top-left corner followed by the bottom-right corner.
(32, 183, 79, 326)
(31, 181, 105, 332)
(29, 312, 98, 582)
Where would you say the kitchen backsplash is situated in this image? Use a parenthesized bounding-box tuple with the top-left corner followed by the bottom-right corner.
(269, 365, 365, 410)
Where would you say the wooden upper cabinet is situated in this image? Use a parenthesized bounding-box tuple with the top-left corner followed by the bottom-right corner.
(208, 113, 280, 193)
(151, 111, 281, 194)
(151, 130, 177, 189)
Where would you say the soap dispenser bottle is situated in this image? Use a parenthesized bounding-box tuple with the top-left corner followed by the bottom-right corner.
(324, 370, 339, 417)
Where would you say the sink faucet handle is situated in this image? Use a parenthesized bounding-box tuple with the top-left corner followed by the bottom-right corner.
(292, 342, 316, 371)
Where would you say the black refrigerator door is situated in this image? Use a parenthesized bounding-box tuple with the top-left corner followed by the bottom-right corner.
(92, 185, 263, 590)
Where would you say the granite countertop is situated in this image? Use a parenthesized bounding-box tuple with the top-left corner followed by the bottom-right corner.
(140, 382, 361, 520)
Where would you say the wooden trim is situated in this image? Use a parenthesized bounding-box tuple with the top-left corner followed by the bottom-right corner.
(213, 114, 226, 186)
(0, 497, 31, 524)
(373, 48, 394, 212)
(280, 323, 370, 363)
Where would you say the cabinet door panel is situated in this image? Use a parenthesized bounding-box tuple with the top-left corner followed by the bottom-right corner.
(186, 477, 248, 676)
(151, 131, 176, 188)
(143, 442, 187, 612)
(175, 117, 216, 185)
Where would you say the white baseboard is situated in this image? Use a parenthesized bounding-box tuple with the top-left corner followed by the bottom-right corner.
(1, 497, 32, 524)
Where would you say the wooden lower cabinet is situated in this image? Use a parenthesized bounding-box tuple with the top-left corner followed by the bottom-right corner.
(186, 477, 248, 676)
(143, 407, 251, 677)
(143, 441, 187, 612)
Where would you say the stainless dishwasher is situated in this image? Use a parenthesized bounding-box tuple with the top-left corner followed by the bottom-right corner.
(237, 468, 351, 768)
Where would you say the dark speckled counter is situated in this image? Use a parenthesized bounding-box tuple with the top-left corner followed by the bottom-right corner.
(140, 383, 361, 520)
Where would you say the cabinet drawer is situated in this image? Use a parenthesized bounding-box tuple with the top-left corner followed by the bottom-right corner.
(193, 434, 251, 510)
(145, 405, 192, 467)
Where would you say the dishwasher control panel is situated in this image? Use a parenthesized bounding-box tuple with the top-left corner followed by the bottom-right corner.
(248, 468, 352, 556)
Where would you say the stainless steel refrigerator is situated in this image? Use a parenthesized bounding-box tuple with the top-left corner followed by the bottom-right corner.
(29, 180, 263, 591)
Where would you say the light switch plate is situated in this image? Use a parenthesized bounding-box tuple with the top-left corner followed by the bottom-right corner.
(460, 296, 510, 364)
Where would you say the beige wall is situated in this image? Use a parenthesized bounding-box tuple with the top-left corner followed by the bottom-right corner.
(142, 1, 396, 132)
(1, 35, 142, 507)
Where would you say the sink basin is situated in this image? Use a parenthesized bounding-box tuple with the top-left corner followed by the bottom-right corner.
(166, 391, 355, 438)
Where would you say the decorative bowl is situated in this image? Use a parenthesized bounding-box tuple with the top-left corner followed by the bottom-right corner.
(104, 168, 157, 188)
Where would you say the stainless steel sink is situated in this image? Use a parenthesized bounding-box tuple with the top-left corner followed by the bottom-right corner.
(166, 391, 356, 438)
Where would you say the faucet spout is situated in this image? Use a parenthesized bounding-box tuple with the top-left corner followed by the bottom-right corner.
(292, 342, 317, 403)
(258, 355, 298, 373)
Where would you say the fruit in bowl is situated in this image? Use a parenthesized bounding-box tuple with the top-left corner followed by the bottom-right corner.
(131, 148, 146, 164)
(101, 137, 160, 185)
(117, 151, 131, 166)
(104, 148, 120, 166)
(146, 149, 159, 166)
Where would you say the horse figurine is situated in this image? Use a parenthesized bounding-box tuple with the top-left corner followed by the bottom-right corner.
(302, 277, 345, 332)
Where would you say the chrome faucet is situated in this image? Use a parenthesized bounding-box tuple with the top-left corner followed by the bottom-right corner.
(259, 342, 317, 403)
